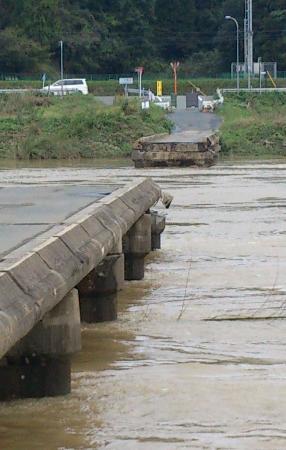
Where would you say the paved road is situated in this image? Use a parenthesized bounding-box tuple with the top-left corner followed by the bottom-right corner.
(0, 184, 116, 258)
(152, 109, 222, 143)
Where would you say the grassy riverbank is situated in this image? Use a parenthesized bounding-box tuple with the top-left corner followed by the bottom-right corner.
(219, 93, 286, 157)
(0, 94, 171, 160)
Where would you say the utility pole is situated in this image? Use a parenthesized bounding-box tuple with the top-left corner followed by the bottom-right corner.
(245, 0, 253, 89)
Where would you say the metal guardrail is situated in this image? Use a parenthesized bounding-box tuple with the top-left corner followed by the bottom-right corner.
(222, 87, 286, 93)
(0, 89, 40, 94)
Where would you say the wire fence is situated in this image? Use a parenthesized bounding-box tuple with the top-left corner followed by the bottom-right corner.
(2, 71, 286, 83)
(0, 72, 240, 82)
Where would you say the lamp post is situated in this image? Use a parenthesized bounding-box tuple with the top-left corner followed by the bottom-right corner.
(59, 40, 64, 96)
(225, 16, 240, 92)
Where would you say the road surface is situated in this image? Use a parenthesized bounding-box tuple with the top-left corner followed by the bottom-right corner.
(151, 109, 222, 143)
(0, 184, 117, 258)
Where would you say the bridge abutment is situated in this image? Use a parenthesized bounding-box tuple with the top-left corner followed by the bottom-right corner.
(0, 289, 81, 400)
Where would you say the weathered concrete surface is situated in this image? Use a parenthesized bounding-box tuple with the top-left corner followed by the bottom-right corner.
(8, 288, 81, 357)
(162, 109, 222, 135)
(0, 178, 161, 360)
(0, 184, 116, 258)
(123, 214, 152, 280)
(151, 211, 166, 250)
(78, 254, 124, 323)
(0, 289, 81, 399)
(132, 109, 221, 168)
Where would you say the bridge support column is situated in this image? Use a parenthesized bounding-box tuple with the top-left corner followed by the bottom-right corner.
(78, 253, 124, 323)
(123, 214, 151, 280)
(0, 289, 81, 400)
(151, 212, 166, 250)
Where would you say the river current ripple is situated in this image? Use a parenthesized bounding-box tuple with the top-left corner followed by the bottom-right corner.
(0, 159, 286, 449)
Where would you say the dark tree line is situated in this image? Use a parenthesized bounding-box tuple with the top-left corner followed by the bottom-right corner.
(0, 0, 285, 75)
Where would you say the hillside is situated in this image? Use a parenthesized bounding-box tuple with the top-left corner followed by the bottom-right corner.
(1, 1, 286, 76)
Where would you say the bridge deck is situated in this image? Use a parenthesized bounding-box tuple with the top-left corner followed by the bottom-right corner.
(0, 184, 117, 258)
(0, 178, 161, 360)
(151, 110, 222, 144)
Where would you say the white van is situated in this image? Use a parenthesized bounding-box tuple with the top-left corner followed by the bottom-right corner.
(42, 79, 88, 95)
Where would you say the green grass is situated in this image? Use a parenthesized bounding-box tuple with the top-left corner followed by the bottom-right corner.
(0, 94, 172, 160)
(219, 92, 286, 158)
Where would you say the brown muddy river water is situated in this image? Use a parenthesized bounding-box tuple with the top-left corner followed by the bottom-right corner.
(0, 159, 286, 449)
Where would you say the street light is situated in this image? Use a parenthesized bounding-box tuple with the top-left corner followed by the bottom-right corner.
(225, 15, 240, 92)
(59, 40, 64, 97)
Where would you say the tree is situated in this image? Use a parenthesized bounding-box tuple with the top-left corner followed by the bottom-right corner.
(0, 0, 286, 75)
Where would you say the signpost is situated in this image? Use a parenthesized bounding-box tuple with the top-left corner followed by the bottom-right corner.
(170, 62, 180, 95)
(119, 77, 134, 96)
(157, 80, 163, 96)
(135, 67, 144, 97)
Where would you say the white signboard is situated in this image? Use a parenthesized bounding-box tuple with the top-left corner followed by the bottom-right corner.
(119, 77, 134, 85)
(141, 100, 150, 110)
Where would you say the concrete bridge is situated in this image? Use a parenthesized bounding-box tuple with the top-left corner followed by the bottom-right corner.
(0, 178, 167, 400)
(132, 110, 221, 168)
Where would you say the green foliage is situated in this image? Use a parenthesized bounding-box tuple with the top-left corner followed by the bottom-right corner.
(1, 1, 286, 75)
(219, 93, 286, 157)
(0, 27, 49, 72)
(0, 94, 171, 160)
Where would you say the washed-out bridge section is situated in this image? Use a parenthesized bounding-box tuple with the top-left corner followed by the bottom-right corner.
(0, 178, 166, 400)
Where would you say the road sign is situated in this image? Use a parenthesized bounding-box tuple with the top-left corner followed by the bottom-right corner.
(119, 77, 134, 85)
(157, 80, 163, 96)
(141, 100, 150, 110)
(135, 67, 144, 74)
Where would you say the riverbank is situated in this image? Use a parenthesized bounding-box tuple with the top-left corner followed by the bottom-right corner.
(0, 95, 171, 160)
(219, 92, 286, 157)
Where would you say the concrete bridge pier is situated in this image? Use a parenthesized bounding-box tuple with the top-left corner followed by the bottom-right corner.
(0, 289, 81, 400)
(78, 253, 125, 323)
(123, 214, 152, 280)
(151, 212, 166, 250)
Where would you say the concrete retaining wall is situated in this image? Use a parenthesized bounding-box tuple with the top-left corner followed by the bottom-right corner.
(0, 178, 161, 360)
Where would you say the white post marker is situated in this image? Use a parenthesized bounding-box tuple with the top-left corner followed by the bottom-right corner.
(42, 73, 47, 89)
(135, 67, 144, 98)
